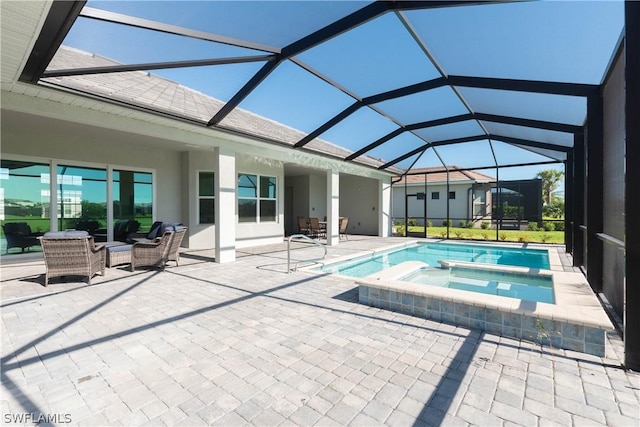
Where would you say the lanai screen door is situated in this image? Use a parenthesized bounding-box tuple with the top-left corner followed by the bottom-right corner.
(406, 192, 427, 238)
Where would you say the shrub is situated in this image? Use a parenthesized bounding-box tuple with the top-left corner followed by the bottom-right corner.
(407, 218, 418, 227)
(543, 221, 555, 232)
(480, 221, 490, 230)
(439, 230, 447, 238)
(540, 233, 551, 243)
(499, 232, 507, 241)
(518, 235, 529, 243)
(481, 232, 489, 240)
(554, 221, 565, 231)
(426, 220, 433, 228)
(528, 221, 539, 231)
(458, 221, 467, 228)
(454, 230, 463, 238)
(393, 224, 406, 236)
(443, 219, 452, 227)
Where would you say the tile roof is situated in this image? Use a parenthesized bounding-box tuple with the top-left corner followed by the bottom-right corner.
(394, 166, 495, 185)
(43, 47, 401, 173)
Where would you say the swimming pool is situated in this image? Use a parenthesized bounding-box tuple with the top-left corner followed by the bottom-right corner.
(402, 266, 554, 304)
(317, 242, 550, 277)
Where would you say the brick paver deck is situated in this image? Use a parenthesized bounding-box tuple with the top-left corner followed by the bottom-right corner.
(1, 237, 638, 426)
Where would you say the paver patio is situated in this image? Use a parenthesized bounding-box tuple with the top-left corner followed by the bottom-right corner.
(1, 237, 638, 426)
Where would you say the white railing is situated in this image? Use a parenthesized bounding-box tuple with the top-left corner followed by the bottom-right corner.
(287, 234, 327, 273)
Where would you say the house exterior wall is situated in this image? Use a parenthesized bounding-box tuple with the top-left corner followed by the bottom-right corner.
(308, 174, 327, 220)
(1, 88, 394, 253)
(1, 118, 182, 224)
(340, 175, 379, 235)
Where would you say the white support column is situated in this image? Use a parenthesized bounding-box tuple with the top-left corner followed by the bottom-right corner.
(214, 148, 236, 263)
(326, 170, 340, 246)
(379, 176, 391, 237)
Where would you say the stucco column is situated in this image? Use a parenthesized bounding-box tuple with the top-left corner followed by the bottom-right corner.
(214, 147, 236, 263)
(326, 170, 339, 246)
(379, 177, 391, 237)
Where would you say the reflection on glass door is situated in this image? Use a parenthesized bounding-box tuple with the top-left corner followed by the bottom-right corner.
(113, 170, 153, 232)
(0, 160, 51, 255)
(57, 165, 107, 235)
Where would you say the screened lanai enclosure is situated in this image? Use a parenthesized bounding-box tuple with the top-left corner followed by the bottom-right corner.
(9, 0, 640, 369)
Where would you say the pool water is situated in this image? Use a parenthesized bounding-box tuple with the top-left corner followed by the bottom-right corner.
(318, 242, 550, 277)
(402, 267, 554, 304)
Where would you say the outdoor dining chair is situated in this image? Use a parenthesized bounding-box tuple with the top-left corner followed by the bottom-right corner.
(297, 216, 311, 235)
(309, 217, 324, 238)
(339, 217, 349, 240)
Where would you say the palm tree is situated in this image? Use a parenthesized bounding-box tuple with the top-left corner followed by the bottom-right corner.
(537, 169, 563, 205)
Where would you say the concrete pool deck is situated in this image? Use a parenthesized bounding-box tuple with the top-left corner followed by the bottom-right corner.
(1, 237, 638, 426)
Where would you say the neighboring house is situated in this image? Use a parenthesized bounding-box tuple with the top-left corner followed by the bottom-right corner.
(392, 167, 495, 227)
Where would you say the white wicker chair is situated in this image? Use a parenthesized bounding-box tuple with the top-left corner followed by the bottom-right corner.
(40, 231, 105, 286)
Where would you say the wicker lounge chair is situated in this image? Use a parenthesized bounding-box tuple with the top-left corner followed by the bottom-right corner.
(130, 230, 174, 271)
(40, 231, 105, 286)
(167, 226, 187, 266)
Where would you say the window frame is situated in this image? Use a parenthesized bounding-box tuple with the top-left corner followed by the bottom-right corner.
(431, 191, 440, 200)
(449, 191, 456, 200)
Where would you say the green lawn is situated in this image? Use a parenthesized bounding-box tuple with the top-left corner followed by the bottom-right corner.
(398, 226, 564, 244)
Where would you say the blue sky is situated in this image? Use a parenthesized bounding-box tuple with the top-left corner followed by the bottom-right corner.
(59, 1, 625, 185)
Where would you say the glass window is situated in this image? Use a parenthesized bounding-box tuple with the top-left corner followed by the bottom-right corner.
(238, 174, 258, 198)
(238, 174, 277, 223)
(57, 165, 107, 233)
(431, 192, 440, 200)
(238, 174, 258, 223)
(113, 170, 153, 232)
(198, 172, 214, 224)
(0, 160, 51, 256)
(238, 199, 257, 223)
(260, 176, 277, 222)
(449, 191, 456, 200)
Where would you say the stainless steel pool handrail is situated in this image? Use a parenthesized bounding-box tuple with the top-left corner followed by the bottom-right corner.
(287, 234, 327, 273)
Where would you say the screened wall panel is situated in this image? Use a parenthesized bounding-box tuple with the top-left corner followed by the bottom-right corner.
(297, 13, 441, 97)
(58, 17, 265, 66)
(414, 120, 484, 143)
(602, 50, 626, 315)
(482, 122, 574, 147)
(85, 0, 368, 48)
(374, 86, 468, 125)
(491, 140, 562, 166)
(231, 61, 355, 134)
(405, 2, 623, 83)
(456, 87, 588, 125)
(317, 107, 399, 153)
